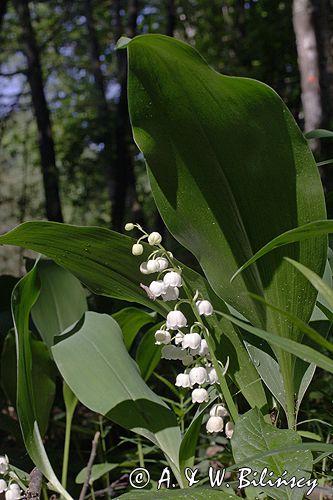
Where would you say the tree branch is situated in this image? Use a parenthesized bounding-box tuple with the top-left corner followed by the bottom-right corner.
(79, 431, 100, 500)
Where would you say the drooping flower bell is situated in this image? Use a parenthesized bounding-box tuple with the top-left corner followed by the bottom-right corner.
(210, 404, 228, 418)
(132, 243, 144, 256)
(175, 373, 191, 388)
(196, 300, 213, 316)
(5, 484, 21, 500)
(182, 333, 201, 350)
(146, 259, 161, 273)
(148, 232, 162, 245)
(206, 416, 224, 433)
(154, 330, 171, 345)
(189, 366, 208, 386)
(166, 310, 187, 330)
(149, 280, 166, 298)
(156, 257, 169, 271)
(163, 271, 182, 288)
(174, 331, 184, 345)
(0, 456, 8, 474)
(225, 421, 234, 439)
(162, 286, 179, 302)
(190, 338, 209, 356)
(206, 366, 219, 384)
(0, 480, 7, 493)
(191, 387, 209, 403)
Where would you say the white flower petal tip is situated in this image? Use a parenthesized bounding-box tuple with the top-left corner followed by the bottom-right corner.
(166, 310, 187, 330)
(156, 257, 169, 271)
(206, 416, 224, 433)
(148, 232, 162, 245)
(196, 300, 214, 316)
(189, 366, 208, 385)
(0, 479, 7, 493)
(149, 280, 166, 298)
(162, 286, 179, 302)
(206, 367, 219, 384)
(0, 456, 9, 474)
(175, 373, 191, 388)
(154, 330, 171, 345)
(132, 243, 144, 256)
(225, 421, 235, 439)
(146, 259, 160, 273)
(182, 333, 201, 350)
(190, 338, 209, 356)
(191, 388, 209, 403)
(174, 331, 184, 345)
(163, 271, 182, 288)
(210, 404, 229, 418)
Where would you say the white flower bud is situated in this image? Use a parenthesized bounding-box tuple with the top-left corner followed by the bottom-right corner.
(196, 300, 214, 316)
(166, 310, 187, 330)
(125, 223, 134, 231)
(0, 456, 9, 474)
(154, 330, 171, 345)
(210, 404, 229, 418)
(148, 232, 162, 245)
(182, 354, 194, 366)
(146, 259, 160, 273)
(192, 388, 209, 403)
(156, 257, 169, 271)
(175, 373, 191, 388)
(174, 331, 184, 345)
(162, 286, 179, 302)
(189, 366, 208, 385)
(149, 280, 166, 298)
(161, 345, 186, 360)
(0, 480, 7, 492)
(206, 416, 224, 433)
(163, 271, 182, 288)
(132, 243, 144, 256)
(225, 421, 234, 439)
(206, 367, 219, 384)
(182, 333, 201, 350)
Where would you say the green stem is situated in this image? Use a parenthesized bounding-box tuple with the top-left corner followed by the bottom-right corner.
(278, 350, 296, 430)
(98, 416, 111, 500)
(61, 383, 78, 492)
(137, 435, 145, 468)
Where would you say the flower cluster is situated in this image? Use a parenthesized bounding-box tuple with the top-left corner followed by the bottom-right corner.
(0, 456, 22, 499)
(126, 223, 234, 439)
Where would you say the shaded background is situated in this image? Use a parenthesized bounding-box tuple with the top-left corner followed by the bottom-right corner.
(1, 0, 333, 274)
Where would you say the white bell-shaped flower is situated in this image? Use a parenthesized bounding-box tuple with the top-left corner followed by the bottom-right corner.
(139, 262, 150, 275)
(149, 280, 166, 298)
(210, 404, 229, 418)
(5, 484, 21, 500)
(182, 354, 194, 366)
(156, 257, 169, 271)
(206, 367, 219, 384)
(196, 300, 213, 316)
(163, 271, 182, 288)
(148, 232, 162, 245)
(191, 388, 209, 403)
(189, 367, 208, 386)
(190, 338, 209, 356)
(0, 480, 7, 493)
(0, 456, 8, 474)
(225, 421, 234, 439)
(161, 345, 186, 360)
(175, 373, 191, 388)
(162, 286, 179, 302)
(132, 243, 144, 256)
(154, 330, 171, 345)
(174, 331, 184, 345)
(206, 416, 224, 433)
(146, 259, 160, 273)
(182, 333, 201, 350)
(166, 310, 187, 330)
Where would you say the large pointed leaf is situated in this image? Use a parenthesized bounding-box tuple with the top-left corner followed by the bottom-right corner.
(0, 221, 267, 410)
(11, 267, 73, 500)
(51, 311, 182, 482)
(232, 408, 312, 499)
(31, 259, 88, 348)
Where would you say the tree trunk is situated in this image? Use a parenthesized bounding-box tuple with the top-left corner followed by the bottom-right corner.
(113, 0, 142, 232)
(13, 0, 63, 222)
(292, 0, 323, 133)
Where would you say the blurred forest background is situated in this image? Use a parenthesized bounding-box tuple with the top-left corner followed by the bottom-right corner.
(1, 0, 333, 275)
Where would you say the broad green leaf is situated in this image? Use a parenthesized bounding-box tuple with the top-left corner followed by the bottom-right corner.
(126, 33, 326, 339)
(51, 311, 182, 483)
(75, 462, 118, 484)
(136, 322, 163, 381)
(305, 129, 333, 139)
(222, 313, 333, 374)
(11, 267, 73, 500)
(232, 408, 312, 499)
(244, 342, 286, 412)
(31, 260, 88, 348)
(112, 307, 154, 350)
(118, 489, 238, 499)
(0, 221, 267, 410)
